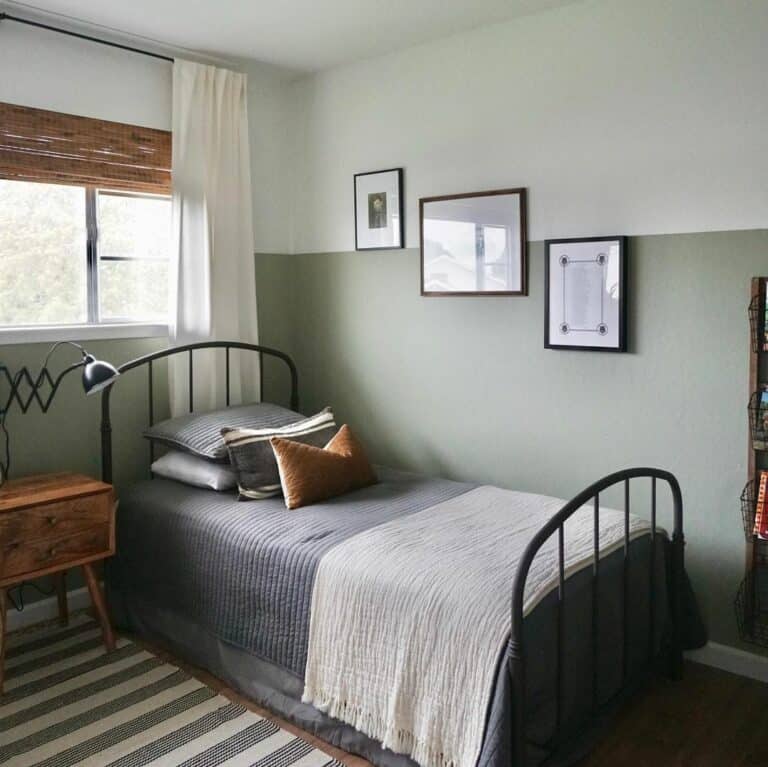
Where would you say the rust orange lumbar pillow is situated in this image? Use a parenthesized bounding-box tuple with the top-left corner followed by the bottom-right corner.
(270, 424, 377, 509)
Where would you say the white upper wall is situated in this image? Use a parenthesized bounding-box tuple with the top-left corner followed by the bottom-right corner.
(290, 0, 768, 252)
(0, 19, 295, 253)
(243, 60, 296, 254)
(4, 0, 767, 255)
(0, 19, 172, 129)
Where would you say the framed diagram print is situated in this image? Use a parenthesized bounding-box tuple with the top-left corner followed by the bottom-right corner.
(354, 168, 404, 250)
(545, 236, 627, 352)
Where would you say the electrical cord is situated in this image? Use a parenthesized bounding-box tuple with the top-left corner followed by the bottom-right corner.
(0, 409, 9, 489)
(1, 367, 64, 611)
(0, 371, 23, 487)
(0, 369, 26, 489)
(7, 580, 57, 612)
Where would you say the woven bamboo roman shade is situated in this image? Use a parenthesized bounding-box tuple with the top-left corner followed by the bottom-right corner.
(0, 102, 171, 194)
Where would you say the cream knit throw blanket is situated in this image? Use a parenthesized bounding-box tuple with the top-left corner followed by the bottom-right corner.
(303, 486, 653, 767)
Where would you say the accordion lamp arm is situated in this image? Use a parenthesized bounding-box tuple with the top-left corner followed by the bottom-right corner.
(0, 342, 120, 488)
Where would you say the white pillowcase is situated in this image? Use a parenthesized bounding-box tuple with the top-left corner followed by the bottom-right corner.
(151, 451, 237, 491)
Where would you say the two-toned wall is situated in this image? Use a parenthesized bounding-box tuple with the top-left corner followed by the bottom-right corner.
(257, 0, 768, 653)
(0, 15, 296, 617)
(3, 0, 768, 654)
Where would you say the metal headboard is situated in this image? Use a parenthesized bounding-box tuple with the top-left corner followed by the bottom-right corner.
(99, 341, 298, 484)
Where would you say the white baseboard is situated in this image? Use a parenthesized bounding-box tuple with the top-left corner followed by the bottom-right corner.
(6, 587, 92, 632)
(686, 642, 768, 683)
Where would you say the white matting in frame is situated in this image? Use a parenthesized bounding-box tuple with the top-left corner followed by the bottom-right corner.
(354, 168, 404, 250)
(545, 237, 627, 352)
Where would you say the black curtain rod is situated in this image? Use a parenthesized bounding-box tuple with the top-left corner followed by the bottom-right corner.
(0, 12, 174, 63)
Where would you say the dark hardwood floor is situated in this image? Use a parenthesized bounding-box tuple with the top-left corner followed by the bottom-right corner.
(581, 662, 768, 767)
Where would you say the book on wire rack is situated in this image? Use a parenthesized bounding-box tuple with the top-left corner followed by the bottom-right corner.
(754, 471, 768, 540)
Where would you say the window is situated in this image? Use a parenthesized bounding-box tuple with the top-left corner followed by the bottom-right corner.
(0, 101, 172, 338)
(422, 219, 514, 292)
(0, 181, 171, 328)
(479, 225, 513, 292)
(0, 181, 87, 327)
(97, 191, 171, 322)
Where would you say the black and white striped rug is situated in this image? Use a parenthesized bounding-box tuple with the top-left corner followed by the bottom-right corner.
(0, 617, 344, 767)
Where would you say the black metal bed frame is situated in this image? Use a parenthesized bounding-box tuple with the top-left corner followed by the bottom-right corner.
(509, 467, 684, 764)
(99, 342, 685, 766)
(100, 341, 298, 484)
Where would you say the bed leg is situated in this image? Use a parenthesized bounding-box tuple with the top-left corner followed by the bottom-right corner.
(509, 639, 527, 766)
(668, 530, 685, 680)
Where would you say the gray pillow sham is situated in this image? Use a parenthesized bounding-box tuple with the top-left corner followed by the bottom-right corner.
(222, 407, 337, 500)
(151, 450, 238, 491)
(144, 402, 304, 462)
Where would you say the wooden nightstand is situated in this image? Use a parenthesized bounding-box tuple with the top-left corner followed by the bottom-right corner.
(0, 473, 116, 692)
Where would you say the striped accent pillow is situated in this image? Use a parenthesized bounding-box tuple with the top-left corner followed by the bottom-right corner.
(222, 408, 337, 500)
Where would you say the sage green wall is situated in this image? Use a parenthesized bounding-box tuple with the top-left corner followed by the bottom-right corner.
(0, 338, 169, 486)
(257, 230, 768, 651)
(0, 337, 167, 604)
(255, 252, 299, 406)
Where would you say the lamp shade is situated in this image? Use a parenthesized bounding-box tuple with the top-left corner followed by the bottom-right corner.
(82, 354, 120, 395)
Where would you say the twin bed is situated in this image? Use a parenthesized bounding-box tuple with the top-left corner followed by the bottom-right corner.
(102, 342, 689, 767)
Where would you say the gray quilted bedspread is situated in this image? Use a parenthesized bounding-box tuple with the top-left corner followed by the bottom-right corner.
(108, 467, 474, 675)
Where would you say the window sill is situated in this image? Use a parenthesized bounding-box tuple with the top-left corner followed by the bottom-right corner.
(0, 323, 169, 346)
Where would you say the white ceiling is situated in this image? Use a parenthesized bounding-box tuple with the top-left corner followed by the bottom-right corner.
(5, 0, 580, 72)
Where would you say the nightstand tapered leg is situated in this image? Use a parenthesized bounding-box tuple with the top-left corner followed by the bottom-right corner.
(55, 572, 68, 627)
(83, 564, 115, 652)
(0, 588, 7, 694)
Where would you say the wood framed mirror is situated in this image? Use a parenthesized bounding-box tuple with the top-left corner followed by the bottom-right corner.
(420, 187, 527, 296)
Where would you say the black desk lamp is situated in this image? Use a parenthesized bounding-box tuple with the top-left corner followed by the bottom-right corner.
(0, 341, 120, 487)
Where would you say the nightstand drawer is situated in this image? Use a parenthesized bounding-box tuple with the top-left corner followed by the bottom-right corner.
(0, 494, 111, 544)
(0, 526, 111, 581)
(0, 474, 117, 693)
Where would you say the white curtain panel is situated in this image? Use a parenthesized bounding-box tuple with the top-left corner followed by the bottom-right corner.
(170, 59, 259, 415)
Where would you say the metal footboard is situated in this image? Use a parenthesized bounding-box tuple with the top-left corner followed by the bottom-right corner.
(508, 467, 684, 765)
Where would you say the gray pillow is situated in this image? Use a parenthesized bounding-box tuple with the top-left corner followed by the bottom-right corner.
(222, 407, 337, 500)
(151, 451, 238, 491)
(144, 402, 304, 462)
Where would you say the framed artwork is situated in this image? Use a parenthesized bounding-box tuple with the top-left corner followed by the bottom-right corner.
(544, 236, 627, 352)
(420, 188, 527, 296)
(354, 168, 404, 250)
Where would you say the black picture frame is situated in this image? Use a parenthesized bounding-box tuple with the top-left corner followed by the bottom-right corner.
(544, 235, 628, 352)
(419, 187, 528, 296)
(353, 168, 404, 251)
